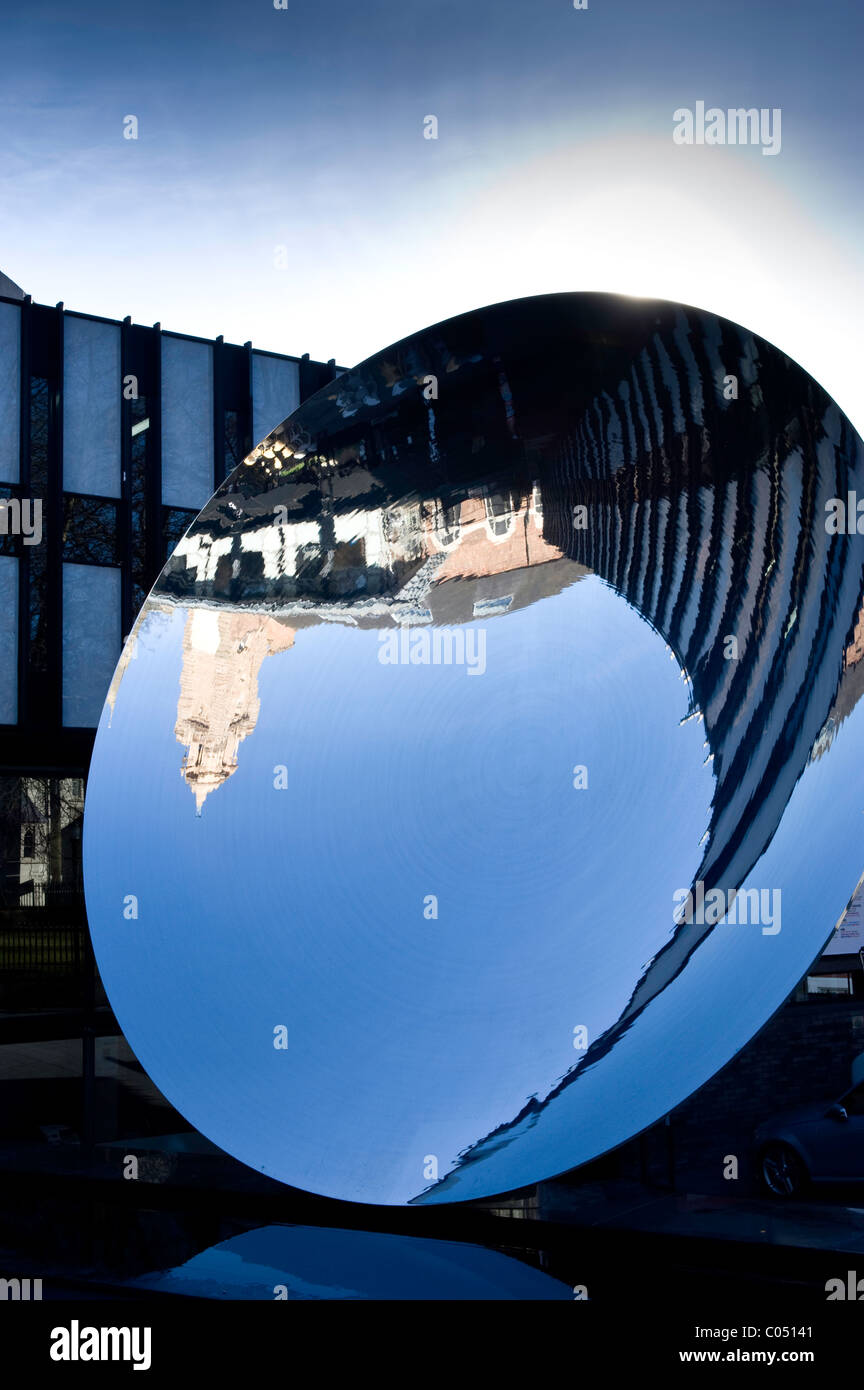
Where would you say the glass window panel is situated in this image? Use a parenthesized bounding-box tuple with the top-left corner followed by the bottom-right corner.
(62, 317, 121, 498)
(130, 394, 150, 618)
(0, 486, 17, 556)
(252, 351, 299, 450)
(28, 378, 50, 676)
(0, 302, 20, 484)
(0, 775, 84, 903)
(28, 376, 49, 497)
(62, 563, 121, 727)
(161, 336, 214, 509)
(0, 556, 18, 722)
(223, 408, 243, 479)
(162, 506, 197, 563)
(62, 495, 120, 565)
(806, 973, 853, 996)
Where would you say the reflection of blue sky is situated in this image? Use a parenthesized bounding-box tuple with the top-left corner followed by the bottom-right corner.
(85, 576, 713, 1203)
(417, 700, 864, 1202)
(127, 1224, 571, 1300)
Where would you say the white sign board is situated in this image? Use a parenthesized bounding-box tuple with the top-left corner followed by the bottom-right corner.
(826, 878, 864, 955)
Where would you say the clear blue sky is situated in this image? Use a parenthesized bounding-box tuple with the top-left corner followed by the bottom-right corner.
(85, 578, 715, 1202)
(2, 0, 863, 430)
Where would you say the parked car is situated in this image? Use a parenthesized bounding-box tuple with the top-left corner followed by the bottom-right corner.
(755, 1079, 864, 1196)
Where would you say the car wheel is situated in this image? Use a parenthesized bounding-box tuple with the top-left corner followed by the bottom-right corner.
(760, 1142, 809, 1198)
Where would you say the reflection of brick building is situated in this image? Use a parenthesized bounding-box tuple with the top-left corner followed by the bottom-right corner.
(149, 485, 581, 810)
(165, 484, 570, 616)
(175, 610, 295, 813)
(818, 601, 864, 749)
(427, 489, 560, 581)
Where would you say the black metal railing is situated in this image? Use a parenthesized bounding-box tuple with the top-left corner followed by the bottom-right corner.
(0, 922, 87, 975)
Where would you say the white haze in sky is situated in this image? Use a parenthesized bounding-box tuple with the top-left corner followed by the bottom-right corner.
(2, 0, 862, 434)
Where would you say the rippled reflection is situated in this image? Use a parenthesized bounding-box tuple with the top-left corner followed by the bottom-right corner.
(84, 293, 864, 1205)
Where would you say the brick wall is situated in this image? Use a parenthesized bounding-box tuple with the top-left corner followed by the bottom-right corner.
(620, 997, 864, 1187)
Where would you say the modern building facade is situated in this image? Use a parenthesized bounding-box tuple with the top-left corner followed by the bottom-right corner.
(0, 272, 341, 951)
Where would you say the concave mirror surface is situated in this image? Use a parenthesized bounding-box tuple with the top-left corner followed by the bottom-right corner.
(84, 292, 864, 1205)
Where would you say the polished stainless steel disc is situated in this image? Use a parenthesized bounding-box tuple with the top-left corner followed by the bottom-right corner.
(84, 293, 864, 1204)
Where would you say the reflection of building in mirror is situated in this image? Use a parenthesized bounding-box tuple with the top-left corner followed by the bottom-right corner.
(175, 611, 296, 813)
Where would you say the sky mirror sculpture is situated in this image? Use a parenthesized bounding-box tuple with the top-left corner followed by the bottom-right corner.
(84, 292, 864, 1206)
